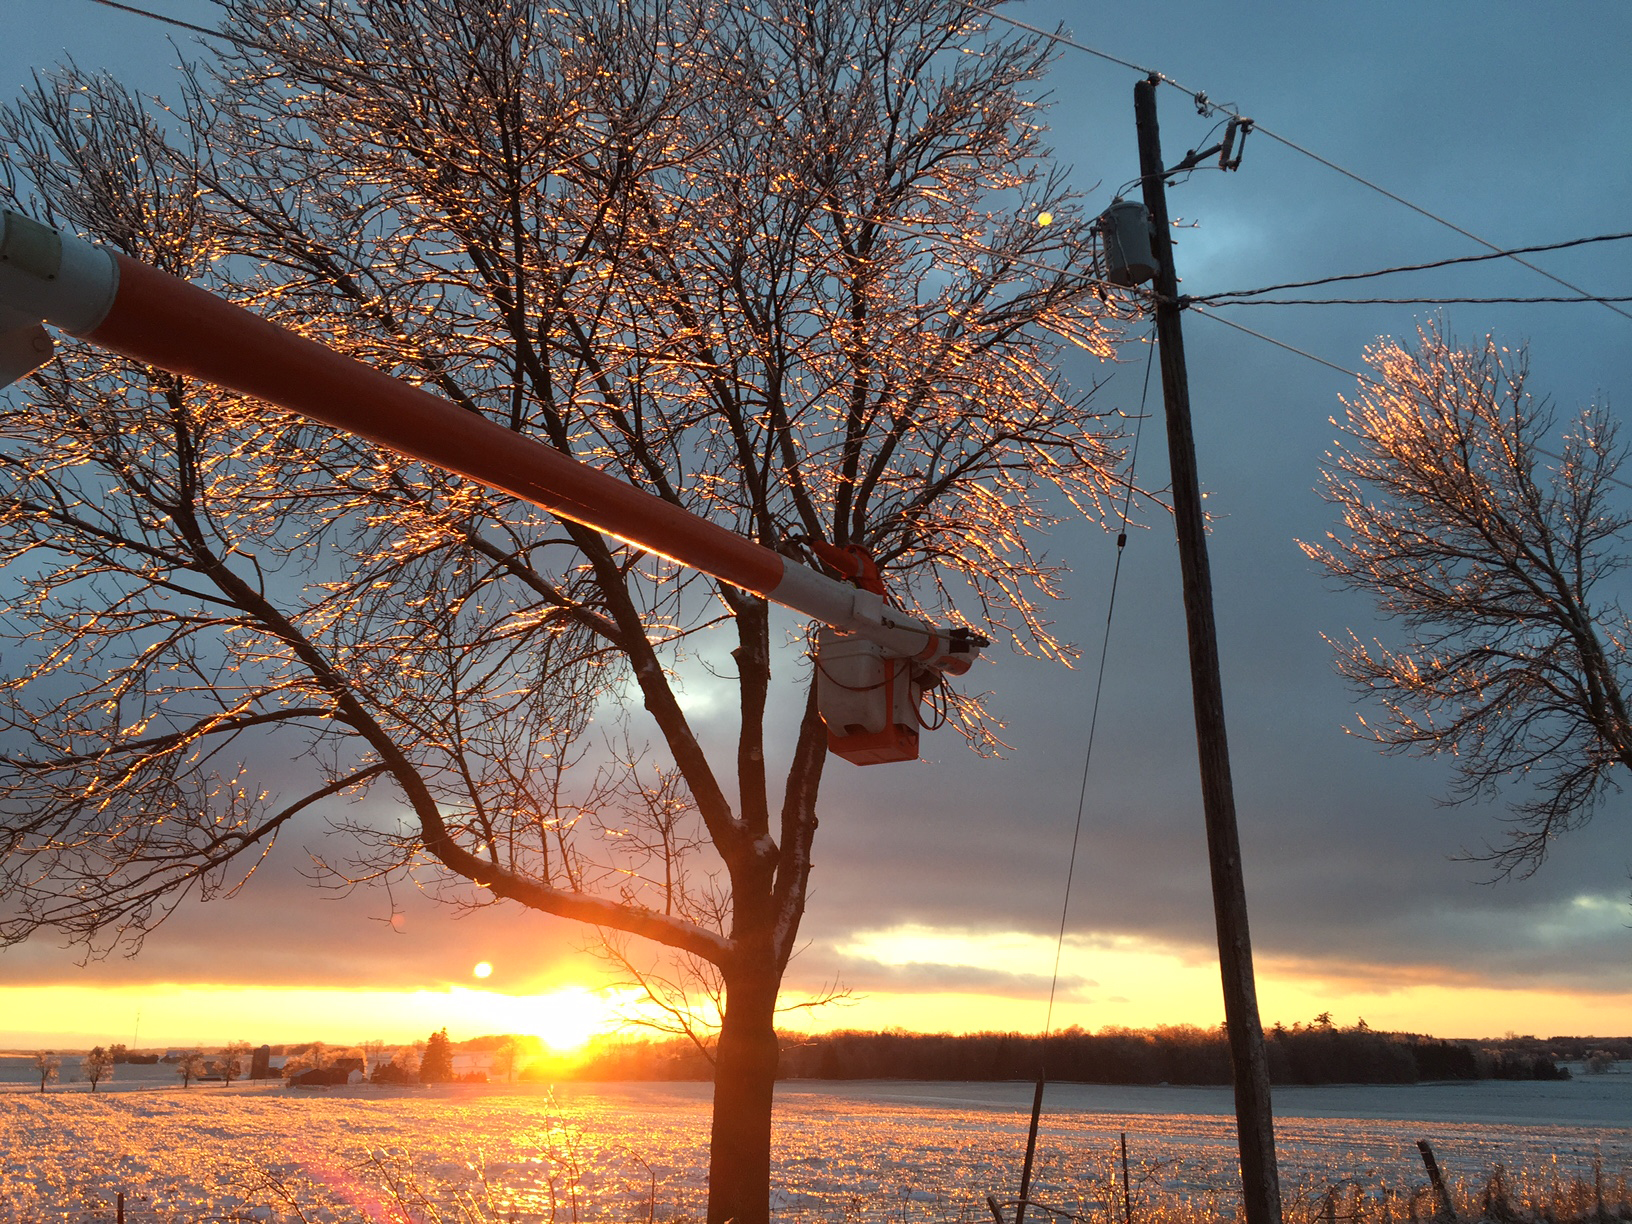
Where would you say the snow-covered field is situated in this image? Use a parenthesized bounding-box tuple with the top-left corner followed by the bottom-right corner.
(1, 1075, 1628, 1223)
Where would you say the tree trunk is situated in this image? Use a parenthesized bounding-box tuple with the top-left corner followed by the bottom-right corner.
(707, 964, 781, 1224)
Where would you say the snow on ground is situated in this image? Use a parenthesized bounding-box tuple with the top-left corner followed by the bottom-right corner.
(0, 1077, 1627, 1223)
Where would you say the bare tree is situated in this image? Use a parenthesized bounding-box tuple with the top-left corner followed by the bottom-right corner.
(1304, 324, 1632, 875)
(0, 2, 1129, 1218)
(392, 1042, 426, 1082)
(360, 1039, 387, 1081)
(31, 1051, 59, 1093)
(494, 1035, 522, 1084)
(285, 1042, 328, 1075)
(81, 1045, 114, 1092)
(176, 1051, 208, 1088)
(221, 1040, 253, 1085)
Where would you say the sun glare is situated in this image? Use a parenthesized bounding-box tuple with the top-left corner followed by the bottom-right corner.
(473, 961, 493, 979)
(528, 985, 619, 1052)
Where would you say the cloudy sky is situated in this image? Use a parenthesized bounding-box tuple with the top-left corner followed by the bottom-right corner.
(3, 1, 1631, 1051)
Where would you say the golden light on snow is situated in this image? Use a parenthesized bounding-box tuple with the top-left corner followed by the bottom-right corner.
(473, 961, 493, 979)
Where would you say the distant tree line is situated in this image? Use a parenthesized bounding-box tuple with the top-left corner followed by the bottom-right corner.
(1483, 1033, 1632, 1065)
(28, 1020, 1608, 1094)
(565, 1018, 1583, 1086)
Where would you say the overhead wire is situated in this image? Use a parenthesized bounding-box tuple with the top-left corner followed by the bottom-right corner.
(58, 0, 1632, 330)
(1187, 304, 1632, 496)
(1010, 325, 1155, 1224)
(969, 3, 1632, 323)
(1195, 232, 1632, 304)
(955, 10, 1632, 498)
(56, 6, 1632, 499)
(69, 0, 408, 95)
(82, 0, 242, 44)
(1206, 295, 1632, 307)
(810, 210, 1632, 318)
(969, 5, 1160, 83)
(1230, 129, 1632, 324)
(1187, 304, 1375, 382)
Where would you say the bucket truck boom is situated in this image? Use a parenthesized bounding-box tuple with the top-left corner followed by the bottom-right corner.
(0, 208, 985, 763)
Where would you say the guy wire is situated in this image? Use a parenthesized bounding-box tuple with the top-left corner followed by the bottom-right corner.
(1013, 325, 1154, 1224)
(1041, 335, 1152, 1040)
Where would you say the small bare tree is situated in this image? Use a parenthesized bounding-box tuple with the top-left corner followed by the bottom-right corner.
(494, 1035, 522, 1084)
(80, 1045, 114, 1092)
(177, 1051, 208, 1088)
(1305, 324, 1632, 874)
(32, 1050, 60, 1093)
(221, 1040, 252, 1085)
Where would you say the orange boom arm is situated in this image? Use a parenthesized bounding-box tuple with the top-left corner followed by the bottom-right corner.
(0, 209, 984, 761)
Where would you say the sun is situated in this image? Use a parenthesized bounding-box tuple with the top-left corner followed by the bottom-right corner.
(473, 961, 493, 979)
(527, 985, 619, 1052)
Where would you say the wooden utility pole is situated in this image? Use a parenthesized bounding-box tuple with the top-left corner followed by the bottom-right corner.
(1133, 75, 1284, 1224)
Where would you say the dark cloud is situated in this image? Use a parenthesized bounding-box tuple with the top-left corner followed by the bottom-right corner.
(3, 2, 1631, 1032)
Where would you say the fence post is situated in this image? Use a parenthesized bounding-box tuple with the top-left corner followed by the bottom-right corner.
(1417, 1140, 1456, 1223)
(1119, 1132, 1135, 1224)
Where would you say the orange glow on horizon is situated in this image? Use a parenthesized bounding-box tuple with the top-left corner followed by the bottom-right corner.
(3, 929, 1629, 1050)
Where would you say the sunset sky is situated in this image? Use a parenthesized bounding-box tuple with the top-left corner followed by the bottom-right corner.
(3, 1, 1631, 1052)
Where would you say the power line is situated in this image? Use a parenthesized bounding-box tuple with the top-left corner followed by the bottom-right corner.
(1205, 295, 1632, 307)
(970, 5, 1632, 323)
(83, 0, 226, 41)
(1238, 128, 1632, 323)
(1187, 304, 1370, 381)
(61, 0, 1144, 313)
(1040, 327, 1153, 1045)
(75, 0, 372, 81)
(968, 5, 1158, 79)
(1186, 305, 1632, 496)
(1194, 232, 1632, 304)
(61, 0, 1632, 328)
(1014, 323, 1155, 1224)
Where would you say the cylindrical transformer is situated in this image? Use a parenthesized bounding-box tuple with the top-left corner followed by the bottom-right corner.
(1100, 199, 1157, 287)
